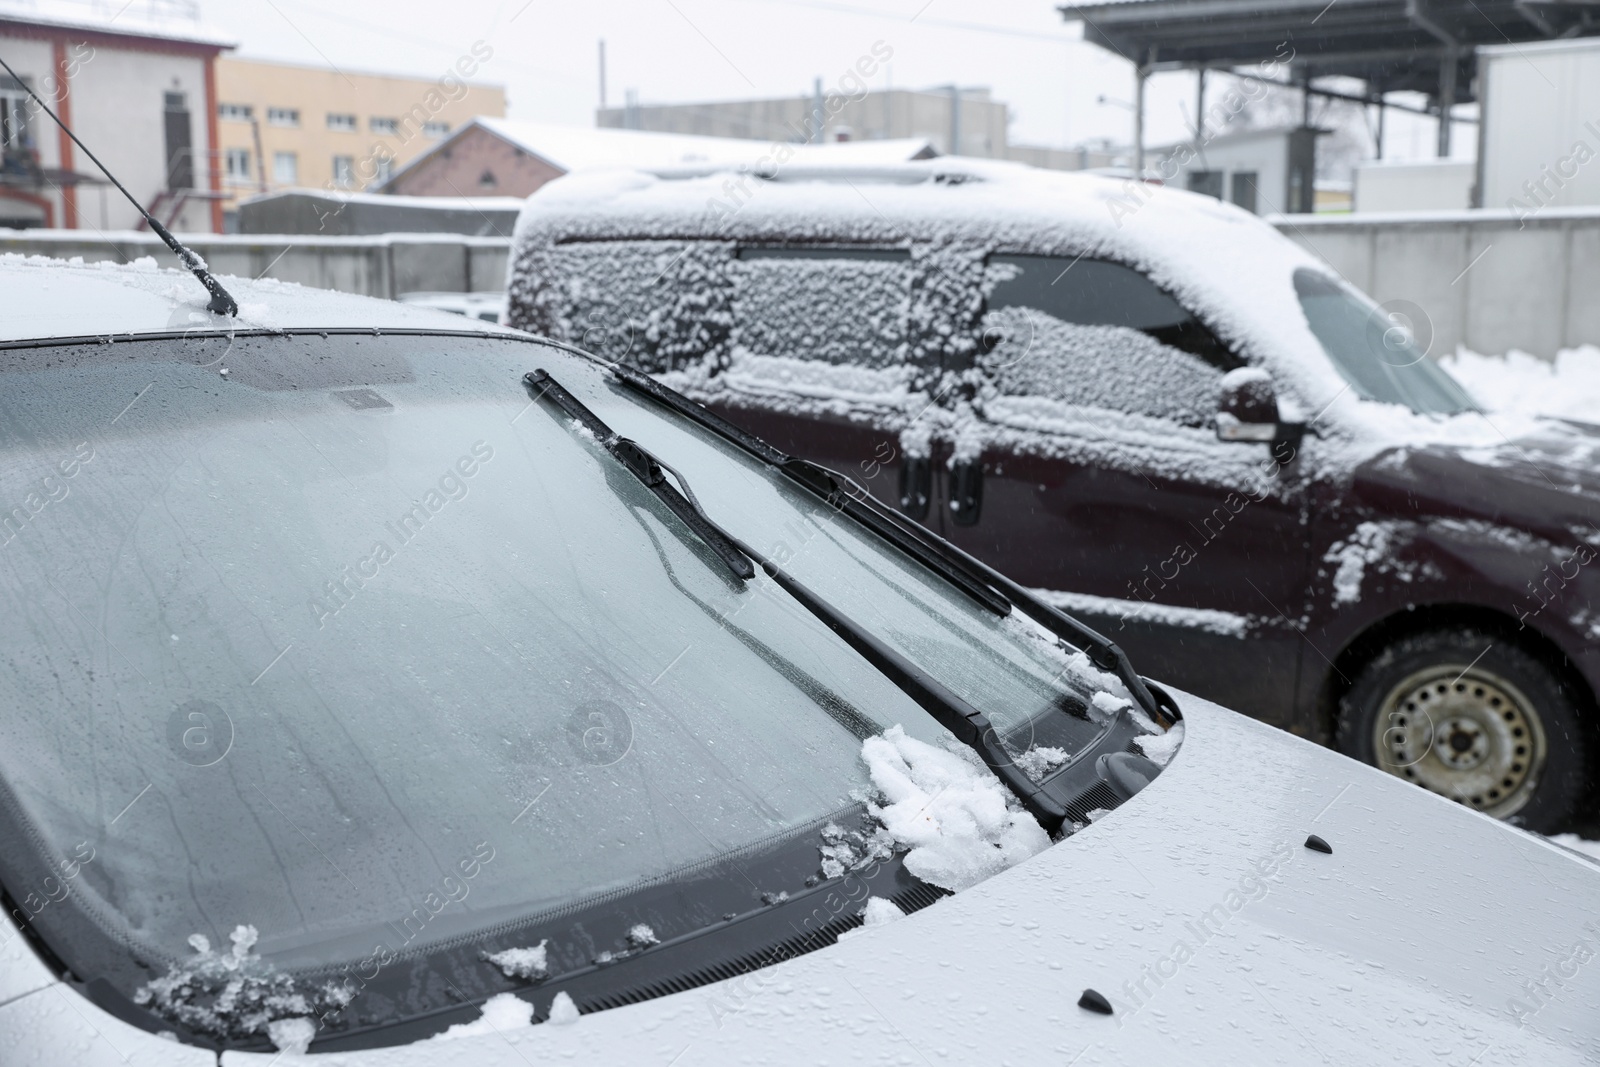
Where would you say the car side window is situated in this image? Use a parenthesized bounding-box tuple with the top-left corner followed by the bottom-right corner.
(731, 247, 912, 368)
(979, 254, 1240, 428)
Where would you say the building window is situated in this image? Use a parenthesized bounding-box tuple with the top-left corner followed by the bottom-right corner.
(1229, 172, 1259, 214)
(423, 121, 451, 139)
(1186, 170, 1224, 200)
(1, 77, 32, 152)
(218, 103, 252, 122)
(224, 147, 253, 185)
(370, 117, 398, 135)
(373, 157, 392, 185)
(273, 151, 298, 185)
(327, 113, 357, 132)
(332, 155, 355, 187)
(267, 107, 299, 127)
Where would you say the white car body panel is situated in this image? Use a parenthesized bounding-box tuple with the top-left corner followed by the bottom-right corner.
(0, 254, 517, 343)
(7, 690, 1596, 1065)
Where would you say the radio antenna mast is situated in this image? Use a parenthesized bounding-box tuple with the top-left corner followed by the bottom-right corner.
(0, 52, 239, 317)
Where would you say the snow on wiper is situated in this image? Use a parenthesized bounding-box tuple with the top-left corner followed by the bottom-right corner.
(524, 369, 1076, 833)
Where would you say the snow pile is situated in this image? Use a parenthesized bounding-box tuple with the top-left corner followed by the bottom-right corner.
(1326, 521, 1395, 605)
(266, 1017, 316, 1056)
(483, 941, 549, 982)
(548, 991, 581, 1025)
(626, 924, 659, 949)
(860, 896, 906, 926)
(818, 819, 895, 879)
(1441, 346, 1600, 423)
(860, 725, 1051, 892)
(133, 925, 353, 1046)
(1135, 722, 1186, 767)
(1013, 745, 1070, 783)
(430, 993, 533, 1041)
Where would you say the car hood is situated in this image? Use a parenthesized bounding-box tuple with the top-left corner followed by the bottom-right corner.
(1351, 416, 1600, 543)
(5, 691, 1598, 1065)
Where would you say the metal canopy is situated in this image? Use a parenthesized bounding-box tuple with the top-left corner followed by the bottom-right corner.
(1059, 0, 1600, 99)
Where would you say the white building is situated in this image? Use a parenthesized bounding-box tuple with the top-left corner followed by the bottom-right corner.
(1147, 127, 1321, 215)
(1353, 159, 1475, 213)
(0, 0, 234, 233)
(1479, 36, 1600, 217)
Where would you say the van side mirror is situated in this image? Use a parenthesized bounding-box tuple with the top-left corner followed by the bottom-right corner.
(1215, 368, 1282, 443)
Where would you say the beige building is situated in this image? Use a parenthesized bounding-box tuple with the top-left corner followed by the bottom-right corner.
(214, 52, 504, 230)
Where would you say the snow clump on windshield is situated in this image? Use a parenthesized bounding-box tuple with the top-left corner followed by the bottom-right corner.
(860, 725, 1050, 892)
(483, 940, 550, 981)
(133, 924, 354, 1045)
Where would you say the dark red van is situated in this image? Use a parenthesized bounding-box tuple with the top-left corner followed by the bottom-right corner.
(506, 160, 1599, 831)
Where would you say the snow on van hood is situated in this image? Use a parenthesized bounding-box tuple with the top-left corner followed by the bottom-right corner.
(0, 253, 519, 343)
(507, 161, 1525, 477)
(7, 690, 1595, 1065)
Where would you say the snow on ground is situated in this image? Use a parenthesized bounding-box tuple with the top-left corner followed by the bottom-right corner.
(1442, 346, 1600, 422)
(860, 725, 1050, 892)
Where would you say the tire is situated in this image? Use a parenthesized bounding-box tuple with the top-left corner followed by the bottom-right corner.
(1336, 628, 1590, 832)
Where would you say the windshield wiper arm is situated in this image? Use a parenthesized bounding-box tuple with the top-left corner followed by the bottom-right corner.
(525, 369, 1071, 832)
(527, 369, 753, 581)
(599, 359, 1172, 726)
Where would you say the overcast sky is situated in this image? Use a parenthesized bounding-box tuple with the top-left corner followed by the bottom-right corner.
(208, 0, 1455, 160)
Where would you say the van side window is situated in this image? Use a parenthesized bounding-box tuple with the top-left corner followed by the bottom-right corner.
(731, 247, 911, 369)
(980, 255, 1239, 428)
(533, 240, 733, 374)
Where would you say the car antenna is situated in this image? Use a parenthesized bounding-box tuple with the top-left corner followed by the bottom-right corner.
(0, 52, 239, 317)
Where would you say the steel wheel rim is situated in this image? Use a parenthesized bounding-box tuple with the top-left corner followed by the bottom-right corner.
(1370, 664, 1548, 818)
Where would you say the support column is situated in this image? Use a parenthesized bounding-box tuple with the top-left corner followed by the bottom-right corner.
(1195, 68, 1207, 144)
(52, 38, 77, 230)
(1438, 47, 1457, 157)
(1133, 61, 1148, 177)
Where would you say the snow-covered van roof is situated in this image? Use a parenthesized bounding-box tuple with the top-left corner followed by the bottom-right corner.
(384, 117, 937, 191)
(510, 158, 1349, 410)
(0, 253, 519, 344)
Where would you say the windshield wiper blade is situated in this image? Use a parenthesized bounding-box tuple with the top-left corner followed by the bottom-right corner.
(527, 369, 753, 581)
(525, 368, 1071, 832)
(599, 359, 1172, 726)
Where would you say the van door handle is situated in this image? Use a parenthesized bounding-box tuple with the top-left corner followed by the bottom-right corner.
(899, 456, 931, 520)
(949, 459, 983, 527)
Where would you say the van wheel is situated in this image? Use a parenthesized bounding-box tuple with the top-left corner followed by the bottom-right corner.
(1336, 629, 1589, 831)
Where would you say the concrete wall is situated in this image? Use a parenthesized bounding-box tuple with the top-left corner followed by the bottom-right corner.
(1274, 209, 1600, 359)
(0, 229, 512, 300)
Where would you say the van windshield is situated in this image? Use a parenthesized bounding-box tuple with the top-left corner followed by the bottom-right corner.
(0, 331, 1120, 1045)
(1294, 269, 1478, 416)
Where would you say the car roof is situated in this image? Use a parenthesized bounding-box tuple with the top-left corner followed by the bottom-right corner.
(0, 252, 520, 345)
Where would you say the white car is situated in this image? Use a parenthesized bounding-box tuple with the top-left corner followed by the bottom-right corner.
(0, 254, 1596, 1066)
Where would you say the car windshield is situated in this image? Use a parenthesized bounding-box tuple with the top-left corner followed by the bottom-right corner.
(1294, 269, 1479, 416)
(0, 331, 1120, 1042)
